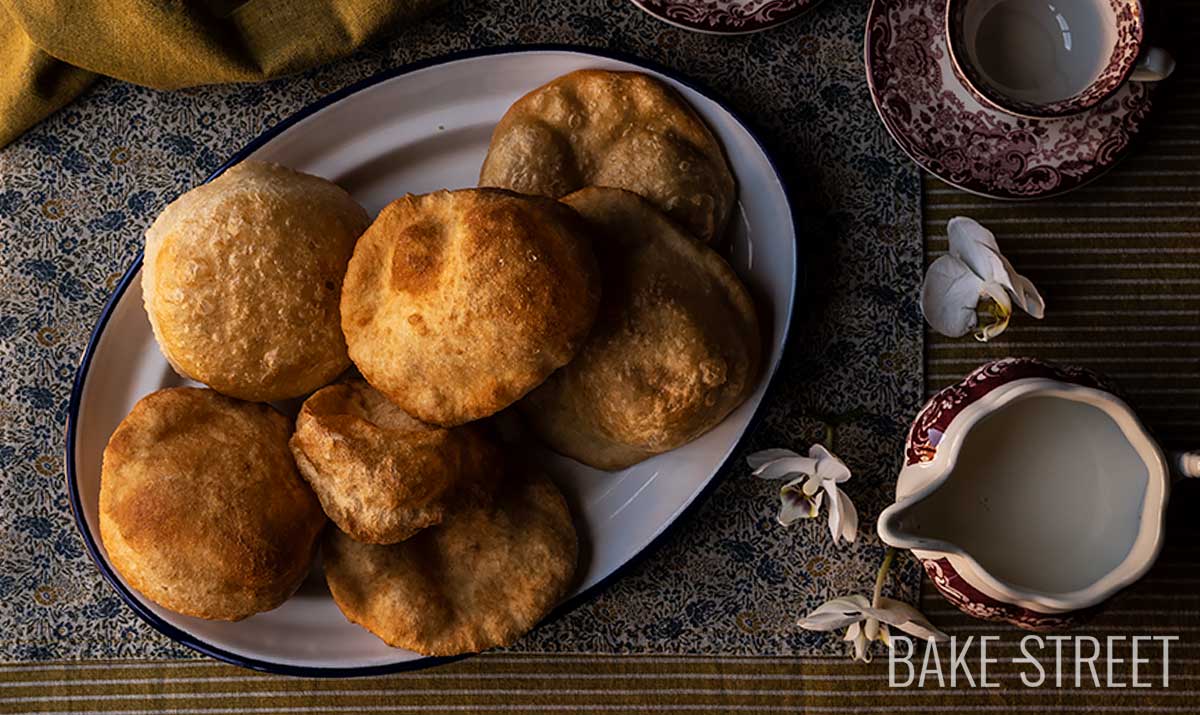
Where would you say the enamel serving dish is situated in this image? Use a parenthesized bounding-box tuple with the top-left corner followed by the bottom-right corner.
(65, 46, 798, 676)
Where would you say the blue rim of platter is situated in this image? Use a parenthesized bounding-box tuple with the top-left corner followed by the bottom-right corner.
(64, 43, 802, 678)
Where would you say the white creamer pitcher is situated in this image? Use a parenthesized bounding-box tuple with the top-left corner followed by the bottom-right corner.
(878, 357, 1199, 630)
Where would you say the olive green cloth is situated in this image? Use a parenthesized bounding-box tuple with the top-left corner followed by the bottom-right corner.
(0, 0, 440, 148)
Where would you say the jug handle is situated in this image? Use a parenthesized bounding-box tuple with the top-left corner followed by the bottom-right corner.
(1170, 451, 1200, 480)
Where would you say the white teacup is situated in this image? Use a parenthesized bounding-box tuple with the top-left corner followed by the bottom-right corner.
(946, 0, 1175, 118)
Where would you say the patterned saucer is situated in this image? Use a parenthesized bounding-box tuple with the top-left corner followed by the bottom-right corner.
(864, 0, 1155, 200)
(629, 0, 823, 34)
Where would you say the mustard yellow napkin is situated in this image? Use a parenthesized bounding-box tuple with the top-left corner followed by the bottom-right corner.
(0, 0, 442, 149)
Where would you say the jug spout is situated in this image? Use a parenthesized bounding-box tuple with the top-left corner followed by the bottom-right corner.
(886, 357, 1175, 631)
(876, 499, 946, 553)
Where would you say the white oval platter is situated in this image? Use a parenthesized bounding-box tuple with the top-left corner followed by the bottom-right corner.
(66, 46, 798, 676)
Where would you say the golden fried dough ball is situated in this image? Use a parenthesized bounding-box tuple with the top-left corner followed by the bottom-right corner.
(99, 387, 325, 621)
(480, 70, 735, 245)
(340, 188, 600, 426)
(324, 470, 577, 655)
(143, 160, 368, 401)
(290, 380, 500, 544)
(520, 188, 760, 470)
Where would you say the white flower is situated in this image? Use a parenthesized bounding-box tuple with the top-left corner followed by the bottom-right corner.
(798, 594, 948, 662)
(921, 217, 1044, 342)
(748, 444, 858, 543)
(797, 550, 948, 662)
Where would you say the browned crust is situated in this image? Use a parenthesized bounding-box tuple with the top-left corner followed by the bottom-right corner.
(289, 380, 501, 544)
(479, 69, 735, 245)
(99, 387, 325, 621)
(519, 187, 761, 470)
(142, 160, 369, 401)
(323, 470, 577, 655)
(340, 188, 601, 426)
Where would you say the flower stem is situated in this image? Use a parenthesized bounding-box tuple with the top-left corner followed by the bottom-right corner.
(823, 423, 835, 452)
(872, 547, 895, 609)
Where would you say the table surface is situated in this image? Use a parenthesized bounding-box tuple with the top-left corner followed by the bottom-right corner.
(3, 0, 1200, 712)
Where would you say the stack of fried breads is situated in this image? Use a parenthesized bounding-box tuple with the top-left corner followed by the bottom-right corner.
(98, 70, 761, 656)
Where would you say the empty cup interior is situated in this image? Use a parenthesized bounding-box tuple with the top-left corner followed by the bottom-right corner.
(960, 0, 1122, 105)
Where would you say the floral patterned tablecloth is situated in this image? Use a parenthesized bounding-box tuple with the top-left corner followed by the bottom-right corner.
(0, 0, 923, 661)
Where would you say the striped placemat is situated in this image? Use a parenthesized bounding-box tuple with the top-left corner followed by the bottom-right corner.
(3, 562, 1199, 715)
(922, 77, 1200, 449)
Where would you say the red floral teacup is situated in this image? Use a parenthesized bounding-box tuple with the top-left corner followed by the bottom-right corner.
(878, 358, 1198, 630)
(946, 0, 1174, 118)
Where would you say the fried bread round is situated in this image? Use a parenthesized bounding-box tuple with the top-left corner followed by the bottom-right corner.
(479, 69, 735, 245)
(340, 188, 601, 426)
(520, 188, 761, 470)
(143, 160, 369, 401)
(323, 470, 577, 655)
(99, 387, 325, 621)
(290, 379, 500, 544)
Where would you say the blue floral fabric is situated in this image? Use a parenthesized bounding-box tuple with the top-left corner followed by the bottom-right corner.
(0, 0, 922, 660)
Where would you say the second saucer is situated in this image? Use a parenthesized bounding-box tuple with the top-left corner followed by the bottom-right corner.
(864, 0, 1157, 200)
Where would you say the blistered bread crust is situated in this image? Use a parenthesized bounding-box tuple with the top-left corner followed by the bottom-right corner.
(340, 188, 601, 426)
(99, 387, 325, 621)
(479, 70, 735, 245)
(143, 160, 369, 401)
(519, 188, 761, 470)
(290, 380, 500, 544)
(323, 469, 577, 656)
